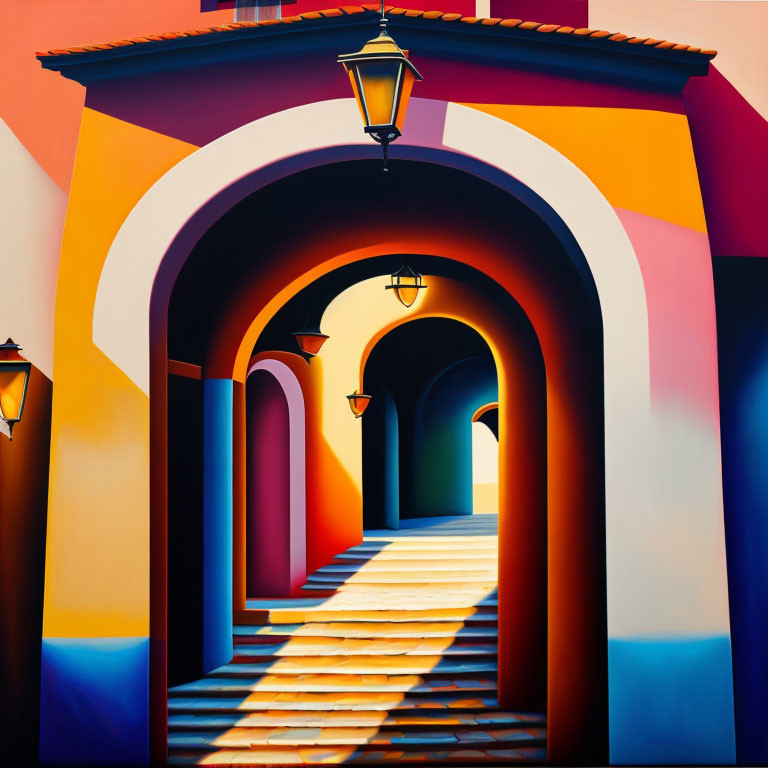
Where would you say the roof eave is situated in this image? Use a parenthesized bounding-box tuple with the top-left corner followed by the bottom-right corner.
(37, 12, 713, 92)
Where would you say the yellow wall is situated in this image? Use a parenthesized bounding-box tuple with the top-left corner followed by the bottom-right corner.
(43, 109, 196, 638)
(463, 105, 706, 232)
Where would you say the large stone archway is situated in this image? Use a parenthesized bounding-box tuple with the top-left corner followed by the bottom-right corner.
(40, 98, 734, 766)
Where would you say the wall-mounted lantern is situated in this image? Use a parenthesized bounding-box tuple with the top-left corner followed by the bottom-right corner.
(292, 319, 329, 359)
(337, 0, 423, 170)
(0, 339, 32, 441)
(386, 263, 427, 308)
(347, 391, 372, 418)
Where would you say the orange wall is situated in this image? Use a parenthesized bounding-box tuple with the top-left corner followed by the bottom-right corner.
(0, 0, 230, 192)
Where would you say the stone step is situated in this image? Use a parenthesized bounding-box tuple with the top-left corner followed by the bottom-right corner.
(305, 572, 498, 584)
(169, 517, 508, 765)
(333, 551, 498, 562)
(167, 725, 546, 749)
(168, 744, 547, 765)
(319, 562, 497, 573)
(241, 606, 499, 624)
(233, 622, 499, 641)
(168, 710, 542, 730)
(168, 692, 502, 713)
(169, 675, 498, 695)
(214, 657, 499, 676)
(232, 640, 498, 659)
(351, 542, 498, 552)
(299, 584, 498, 598)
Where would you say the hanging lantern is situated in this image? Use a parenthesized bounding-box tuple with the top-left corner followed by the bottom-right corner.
(347, 391, 372, 418)
(292, 320, 329, 358)
(386, 263, 427, 308)
(0, 338, 32, 441)
(338, 3, 423, 171)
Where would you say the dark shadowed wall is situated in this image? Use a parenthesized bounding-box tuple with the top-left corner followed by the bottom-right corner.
(0, 367, 52, 766)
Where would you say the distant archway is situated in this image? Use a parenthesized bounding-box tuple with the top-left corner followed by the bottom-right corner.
(473, 403, 499, 516)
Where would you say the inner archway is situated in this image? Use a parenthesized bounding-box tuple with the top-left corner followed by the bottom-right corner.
(362, 318, 498, 529)
(160, 155, 605, 763)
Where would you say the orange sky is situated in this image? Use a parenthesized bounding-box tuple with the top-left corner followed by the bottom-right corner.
(0, 0, 230, 192)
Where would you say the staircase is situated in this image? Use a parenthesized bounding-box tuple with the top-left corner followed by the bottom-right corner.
(168, 514, 547, 765)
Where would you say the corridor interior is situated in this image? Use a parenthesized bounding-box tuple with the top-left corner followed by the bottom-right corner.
(167, 514, 547, 765)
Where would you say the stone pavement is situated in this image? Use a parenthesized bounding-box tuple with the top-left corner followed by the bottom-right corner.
(168, 514, 547, 765)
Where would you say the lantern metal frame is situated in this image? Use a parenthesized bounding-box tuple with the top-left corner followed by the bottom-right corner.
(0, 338, 32, 441)
(346, 391, 372, 418)
(337, 0, 423, 170)
(385, 263, 427, 307)
(292, 317, 330, 359)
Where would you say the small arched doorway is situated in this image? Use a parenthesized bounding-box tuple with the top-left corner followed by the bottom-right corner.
(473, 403, 499, 516)
(245, 359, 306, 597)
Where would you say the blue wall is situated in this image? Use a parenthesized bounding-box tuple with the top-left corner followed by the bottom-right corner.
(362, 386, 400, 530)
(202, 379, 234, 673)
(39, 637, 149, 765)
(714, 256, 768, 764)
(609, 636, 736, 765)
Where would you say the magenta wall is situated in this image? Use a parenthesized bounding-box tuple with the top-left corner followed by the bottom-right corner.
(684, 66, 768, 260)
(246, 369, 292, 596)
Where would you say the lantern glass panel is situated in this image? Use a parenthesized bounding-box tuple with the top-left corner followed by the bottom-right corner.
(0, 366, 28, 421)
(355, 59, 403, 128)
(393, 285, 419, 307)
(393, 66, 416, 133)
(348, 394, 371, 417)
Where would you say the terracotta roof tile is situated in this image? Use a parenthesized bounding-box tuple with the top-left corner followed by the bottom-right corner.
(35, 5, 717, 61)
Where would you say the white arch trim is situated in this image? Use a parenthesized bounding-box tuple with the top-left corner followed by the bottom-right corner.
(246, 358, 307, 591)
(93, 97, 652, 635)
